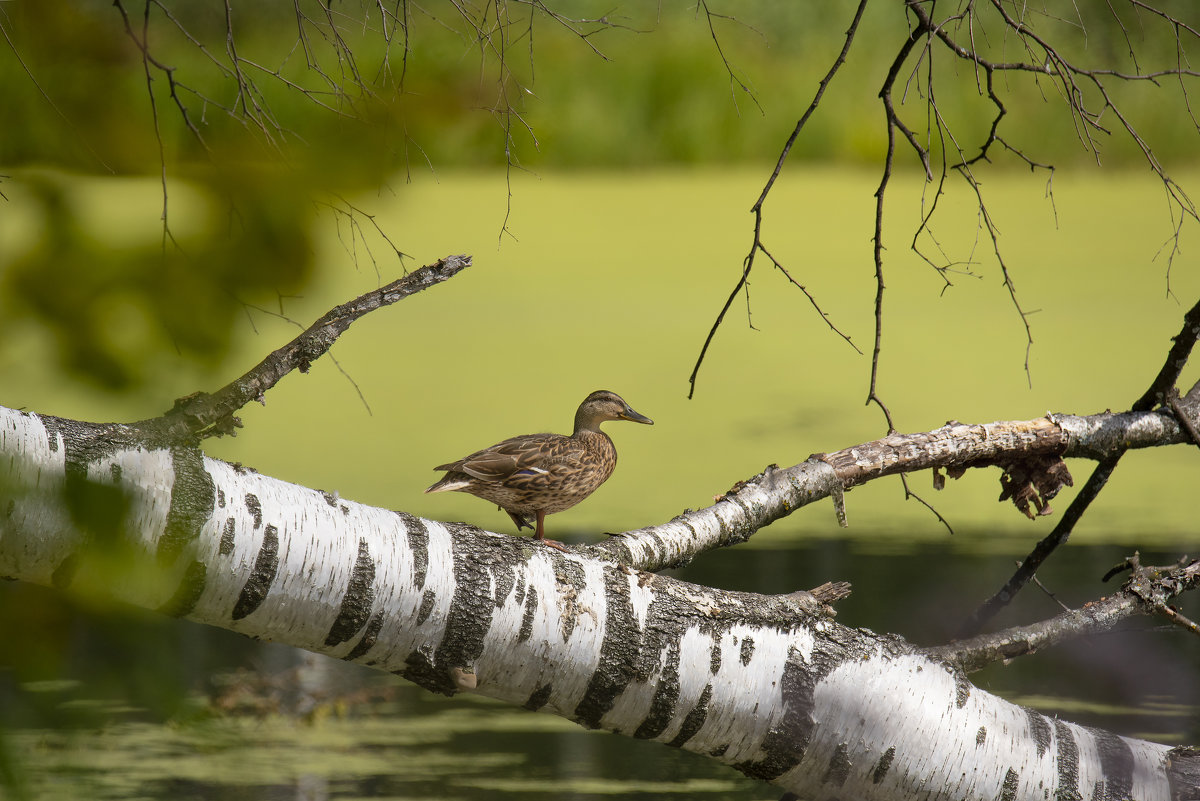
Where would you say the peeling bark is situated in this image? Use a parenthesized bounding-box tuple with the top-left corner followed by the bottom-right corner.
(595, 402, 1199, 574)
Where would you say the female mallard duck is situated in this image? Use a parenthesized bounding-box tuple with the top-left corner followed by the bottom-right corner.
(425, 390, 653, 549)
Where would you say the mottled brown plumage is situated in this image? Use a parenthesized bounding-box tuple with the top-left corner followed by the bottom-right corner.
(425, 390, 653, 549)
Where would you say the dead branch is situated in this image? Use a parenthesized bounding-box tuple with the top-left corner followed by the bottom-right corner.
(930, 557, 1200, 673)
(134, 255, 470, 446)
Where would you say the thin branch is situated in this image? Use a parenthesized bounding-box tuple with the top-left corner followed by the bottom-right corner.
(867, 13, 927, 432)
(594, 404, 1200, 574)
(929, 558, 1200, 673)
(135, 255, 471, 445)
(687, 0, 868, 399)
(698, 0, 765, 115)
(0, 18, 114, 174)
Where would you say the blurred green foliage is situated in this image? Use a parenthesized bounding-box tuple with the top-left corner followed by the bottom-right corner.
(1, 1, 1196, 390)
(3, 2, 1196, 174)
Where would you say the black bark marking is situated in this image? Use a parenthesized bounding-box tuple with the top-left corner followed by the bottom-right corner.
(822, 742, 852, 787)
(51, 554, 78, 589)
(345, 611, 385, 662)
(633, 638, 682, 740)
(244, 493, 262, 529)
(157, 449, 215, 566)
(1091, 727, 1134, 801)
(734, 644, 819, 781)
(514, 571, 527, 607)
(524, 683, 553, 712)
(1166, 746, 1200, 801)
(667, 683, 712, 748)
(416, 588, 436, 626)
(871, 746, 895, 783)
(109, 463, 122, 483)
(954, 669, 972, 708)
(1054, 719, 1082, 801)
(999, 767, 1020, 801)
(555, 560, 587, 642)
(518, 587, 538, 643)
(493, 565, 515, 608)
(709, 638, 722, 674)
(1025, 707, 1053, 759)
(399, 511, 429, 590)
(740, 636, 755, 666)
(218, 518, 236, 555)
(158, 560, 206, 618)
(400, 644, 437, 689)
(324, 538, 376, 647)
(216, 488, 225, 508)
(976, 726, 988, 746)
(574, 566, 639, 729)
(422, 533, 498, 696)
(232, 524, 278, 620)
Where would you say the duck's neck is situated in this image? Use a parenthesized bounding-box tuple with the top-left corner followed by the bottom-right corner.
(573, 411, 604, 435)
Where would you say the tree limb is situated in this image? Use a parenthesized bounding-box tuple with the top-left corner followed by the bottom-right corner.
(591, 400, 1200, 574)
(929, 557, 1200, 673)
(135, 255, 470, 446)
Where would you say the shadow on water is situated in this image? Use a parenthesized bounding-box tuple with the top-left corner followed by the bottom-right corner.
(1, 536, 1196, 800)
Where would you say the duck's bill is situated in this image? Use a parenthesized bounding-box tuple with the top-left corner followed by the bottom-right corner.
(622, 408, 654, 425)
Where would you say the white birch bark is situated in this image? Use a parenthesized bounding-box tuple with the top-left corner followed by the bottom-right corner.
(1, 405, 1195, 800)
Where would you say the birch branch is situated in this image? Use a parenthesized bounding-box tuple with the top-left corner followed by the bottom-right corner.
(592, 396, 1200, 573)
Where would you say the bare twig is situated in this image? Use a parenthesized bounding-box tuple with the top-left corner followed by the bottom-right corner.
(135, 255, 470, 445)
(697, 1, 764, 115)
(688, 0, 868, 400)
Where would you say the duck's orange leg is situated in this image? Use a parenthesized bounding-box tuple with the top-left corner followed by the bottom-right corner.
(533, 510, 570, 552)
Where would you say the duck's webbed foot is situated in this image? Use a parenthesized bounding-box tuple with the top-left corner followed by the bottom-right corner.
(504, 509, 535, 532)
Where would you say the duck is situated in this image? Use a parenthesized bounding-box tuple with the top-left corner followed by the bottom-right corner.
(425, 390, 653, 550)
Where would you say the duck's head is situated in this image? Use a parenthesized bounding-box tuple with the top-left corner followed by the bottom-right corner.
(574, 390, 654, 433)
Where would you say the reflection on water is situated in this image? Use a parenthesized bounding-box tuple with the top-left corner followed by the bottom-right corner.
(1, 538, 1196, 800)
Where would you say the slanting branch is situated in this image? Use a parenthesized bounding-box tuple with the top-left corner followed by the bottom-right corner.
(960, 297, 1200, 636)
(928, 557, 1200, 673)
(135, 255, 470, 446)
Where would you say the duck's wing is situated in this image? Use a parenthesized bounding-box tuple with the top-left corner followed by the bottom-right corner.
(438, 433, 567, 483)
